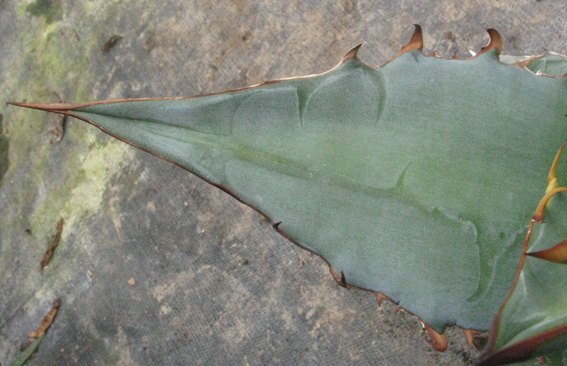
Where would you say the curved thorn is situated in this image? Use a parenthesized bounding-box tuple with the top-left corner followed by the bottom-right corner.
(329, 267, 348, 287)
(329, 267, 345, 287)
(533, 187, 567, 222)
(478, 28, 503, 55)
(547, 142, 566, 190)
(527, 240, 567, 264)
(423, 324, 448, 352)
(400, 24, 423, 54)
(462, 329, 479, 349)
(341, 43, 363, 63)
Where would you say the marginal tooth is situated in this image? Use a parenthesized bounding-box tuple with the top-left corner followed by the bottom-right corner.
(547, 142, 565, 193)
(462, 329, 479, 349)
(341, 43, 363, 63)
(533, 143, 567, 221)
(399, 24, 424, 54)
(329, 267, 347, 287)
(375, 293, 394, 307)
(478, 28, 503, 55)
(527, 240, 567, 264)
(533, 187, 567, 223)
(423, 324, 448, 352)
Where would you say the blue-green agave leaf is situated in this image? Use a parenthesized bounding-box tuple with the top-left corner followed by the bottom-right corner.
(11, 27, 567, 363)
(9, 334, 45, 366)
(477, 185, 567, 365)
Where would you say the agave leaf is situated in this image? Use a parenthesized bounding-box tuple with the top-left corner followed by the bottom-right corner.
(477, 187, 567, 365)
(8, 334, 45, 366)
(10, 28, 567, 359)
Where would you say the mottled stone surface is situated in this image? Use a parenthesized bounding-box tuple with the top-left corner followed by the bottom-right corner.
(1, 1, 565, 365)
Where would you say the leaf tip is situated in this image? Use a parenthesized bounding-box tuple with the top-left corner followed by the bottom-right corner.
(526, 240, 567, 264)
(7, 102, 75, 113)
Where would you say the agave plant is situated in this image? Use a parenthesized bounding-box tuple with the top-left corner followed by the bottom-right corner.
(11, 26, 567, 365)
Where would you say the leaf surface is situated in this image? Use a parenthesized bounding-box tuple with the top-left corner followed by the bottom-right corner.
(12, 47, 567, 339)
(477, 190, 567, 365)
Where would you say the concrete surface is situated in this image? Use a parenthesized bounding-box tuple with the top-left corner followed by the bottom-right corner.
(1, 1, 566, 365)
